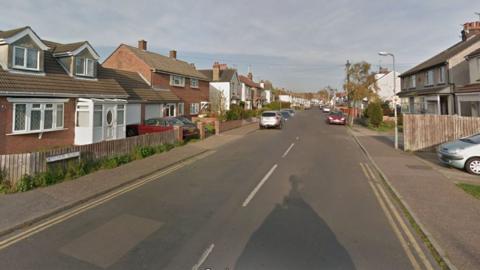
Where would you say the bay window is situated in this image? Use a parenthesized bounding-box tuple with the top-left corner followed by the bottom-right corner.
(13, 46, 39, 70)
(75, 57, 95, 77)
(12, 102, 65, 133)
(93, 105, 103, 127)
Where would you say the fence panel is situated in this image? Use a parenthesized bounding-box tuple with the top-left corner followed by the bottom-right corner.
(0, 129, 176, 185)
(403, 114, 480, 151)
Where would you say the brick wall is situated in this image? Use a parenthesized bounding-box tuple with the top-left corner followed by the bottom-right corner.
(0, 97, 75, 154)
(151, 73, 209, 116)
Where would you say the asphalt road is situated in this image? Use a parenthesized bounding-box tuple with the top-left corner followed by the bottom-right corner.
(0, 110, 432, 269)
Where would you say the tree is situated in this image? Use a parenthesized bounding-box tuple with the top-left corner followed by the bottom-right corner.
(367, 102, 383, 127)
(343, 61, 379, 124)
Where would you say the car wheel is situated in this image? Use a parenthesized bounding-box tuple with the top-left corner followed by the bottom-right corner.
(466, 158, 480, 175)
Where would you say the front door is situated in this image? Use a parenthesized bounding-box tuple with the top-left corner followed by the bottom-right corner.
(104, 104, 116, 140)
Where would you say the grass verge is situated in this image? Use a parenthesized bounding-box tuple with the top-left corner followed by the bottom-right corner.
(456, 182, 480, 200)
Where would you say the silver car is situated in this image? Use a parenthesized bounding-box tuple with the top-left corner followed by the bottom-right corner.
(438, 133, 480, 175)
(259, 111, 283, 129)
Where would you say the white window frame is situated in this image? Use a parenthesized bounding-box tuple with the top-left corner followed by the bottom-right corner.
(12, 46, 40, 71)
(190, 78, 199, 88)
(426, 70, 434, 86)
(116, 104, 125, 125)
(170, 75, 185, 87)
(178, 103, 184, 115)
(476, 58, 480, 81)
(75, 57, 95, 77)
(190, 103, 200, 115)
(11, 102, 65, 134)
(164, 103, 176, 117)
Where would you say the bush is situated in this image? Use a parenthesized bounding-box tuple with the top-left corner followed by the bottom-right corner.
(16, 175, 35, 192)
(204, 123, 215, 134)
(367, 102, 383, 127)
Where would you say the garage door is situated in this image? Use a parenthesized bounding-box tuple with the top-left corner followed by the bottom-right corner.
(145, 104, 162, 120)
(126, 104, 141, 125)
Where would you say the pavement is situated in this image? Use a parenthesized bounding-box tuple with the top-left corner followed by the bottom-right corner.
(0, 123, 258, 237)
(0, 110, 437, 269)
(351, 125, 480, 270)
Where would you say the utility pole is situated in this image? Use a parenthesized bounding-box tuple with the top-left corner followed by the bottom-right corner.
(345, 60, 352, 125)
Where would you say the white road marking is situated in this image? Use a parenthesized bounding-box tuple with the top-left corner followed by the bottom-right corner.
(192, 243, 215, 270)
(360, 163, 421, 270)
(296, 136, 299, 140)
(0, 151, 214, 251)
(242, 164, 278, 207)
(282, 143, 295, 158)
(364, 164, 434, 270)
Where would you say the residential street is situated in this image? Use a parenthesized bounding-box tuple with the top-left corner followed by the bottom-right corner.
(0, 110, 434, 270)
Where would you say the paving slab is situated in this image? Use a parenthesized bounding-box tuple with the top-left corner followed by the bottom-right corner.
(352, 127, 480, 270)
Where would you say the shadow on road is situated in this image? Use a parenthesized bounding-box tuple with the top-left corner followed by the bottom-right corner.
(235, 176, 356, 270)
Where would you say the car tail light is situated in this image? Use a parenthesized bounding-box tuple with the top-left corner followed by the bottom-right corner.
(328, 117, 333, 120)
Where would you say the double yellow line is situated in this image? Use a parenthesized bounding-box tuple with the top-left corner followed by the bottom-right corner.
(360, 162, 434, 270)
(0, 151, 214, 251)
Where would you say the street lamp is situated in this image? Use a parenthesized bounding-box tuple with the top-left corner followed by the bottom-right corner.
(378, 51, 399, 150)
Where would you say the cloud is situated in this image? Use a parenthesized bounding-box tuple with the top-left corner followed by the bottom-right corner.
(1, 0, 479, 91)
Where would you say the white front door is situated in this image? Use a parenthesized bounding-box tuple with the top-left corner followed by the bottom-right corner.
(104, 104, 116, 140)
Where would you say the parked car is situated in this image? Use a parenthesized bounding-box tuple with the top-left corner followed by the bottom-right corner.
(164, 117, 200, 139)
(322, 106, 331, 113)
(127, 118, 172, 137)
(438, 133, 480, 175)
(327, 111, 346, 125)
(260, 111, 284, 129)
(280, 110, 292, 121)
(281, 109, 295, 116)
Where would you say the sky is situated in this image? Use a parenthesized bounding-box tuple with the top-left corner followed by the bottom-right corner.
(1, 0, 479, 92)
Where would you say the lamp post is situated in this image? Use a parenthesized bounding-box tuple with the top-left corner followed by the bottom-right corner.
(378, 51, 399, 150)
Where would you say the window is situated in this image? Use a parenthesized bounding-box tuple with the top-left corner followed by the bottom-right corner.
(75, 57, 95, 77)
(93, 105, 103, 127)
(477, 58, 480, 81)
(117, 105, 125, 125)
(13, 46, 39, 70)
(190, 103, 200, 115)
(410, 75, 416, 88)
(164, 104, 176, 117)
(426, 70, 434, 86)
(12, 103, 64, 133)
(190, 78, 199, 88)
(170, 75, 185, 87)
(439, 66, 446, 84)
(178, 103, 184, 115)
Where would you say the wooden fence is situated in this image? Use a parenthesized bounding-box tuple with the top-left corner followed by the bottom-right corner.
(403, 114, 480, 151)
(0, 129, 176, 185)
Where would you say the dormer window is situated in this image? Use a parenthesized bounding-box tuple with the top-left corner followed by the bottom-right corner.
(75, 57, 95, 77)
(13, 46, 39, 70)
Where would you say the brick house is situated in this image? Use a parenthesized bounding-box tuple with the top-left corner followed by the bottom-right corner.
(103, 41, 210, 118)
(0, 26, 130, 154)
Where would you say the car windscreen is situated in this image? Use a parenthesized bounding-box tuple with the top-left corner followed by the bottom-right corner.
(329, 112, 344, 116)
(281, 112, 290, 117)
(167, 118, 184, 126)
(460, 134, 480, 144)
(262, 112, 276, 117)
(177, 117, 193, 124)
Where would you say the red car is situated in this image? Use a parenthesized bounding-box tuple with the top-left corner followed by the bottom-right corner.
(327, 111, 346, 125)
(127, 118, 173, 137)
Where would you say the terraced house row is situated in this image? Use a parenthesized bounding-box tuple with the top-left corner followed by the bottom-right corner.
(0, 26, 271, 154)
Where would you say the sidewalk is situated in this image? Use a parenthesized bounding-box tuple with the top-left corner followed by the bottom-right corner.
(0, 123, 258, 237)
(351, 126, 480, 270)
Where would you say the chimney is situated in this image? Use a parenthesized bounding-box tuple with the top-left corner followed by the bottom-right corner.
(247, 72, 253, 80)
(169, 50, 177, 59)
(212, 61, 220, 81)
(463, 21, 480, 40)
(138, 40, 147, 50)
